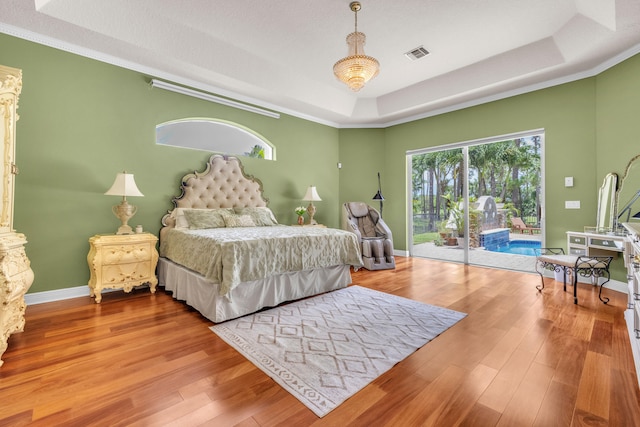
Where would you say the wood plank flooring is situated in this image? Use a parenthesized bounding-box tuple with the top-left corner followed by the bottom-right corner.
(1, 256, 639, 426)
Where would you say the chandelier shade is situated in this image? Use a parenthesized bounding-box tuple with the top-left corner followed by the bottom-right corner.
(333, 2, 379, 92)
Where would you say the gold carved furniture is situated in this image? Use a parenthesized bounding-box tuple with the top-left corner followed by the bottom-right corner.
(0, 64, 34, 367)
(87, 233, 159, 303)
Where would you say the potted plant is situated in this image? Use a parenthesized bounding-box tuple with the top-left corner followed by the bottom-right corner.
(442, 194, 465, 247)
(294, 206, 306, 225)
(437, 220, 449, 239)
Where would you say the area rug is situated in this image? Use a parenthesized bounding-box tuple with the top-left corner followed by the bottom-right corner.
(210, 285, 466, 417)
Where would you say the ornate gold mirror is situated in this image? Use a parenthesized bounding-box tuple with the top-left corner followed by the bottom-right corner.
(616, 154, 640, 227)
(596, 172, 617, 232)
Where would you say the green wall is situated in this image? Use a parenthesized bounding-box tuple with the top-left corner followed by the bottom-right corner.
(1, 33, 340, 293)
(338, 128, 386, 210)
(3, 29, 640, 293)
(353, 78, 599, 252)
(337, 56, 640, 282)
(596, 54, 640, 179)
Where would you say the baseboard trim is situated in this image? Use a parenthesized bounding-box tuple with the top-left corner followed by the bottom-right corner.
(542, 272, 628, 295)
(24, 286, 91, 305)
(24, 266, 629, 306)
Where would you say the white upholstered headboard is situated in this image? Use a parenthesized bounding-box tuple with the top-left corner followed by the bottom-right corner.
(161, 154, 268, 235)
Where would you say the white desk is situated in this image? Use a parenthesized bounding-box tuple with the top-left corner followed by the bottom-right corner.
(566, 231, 625, 257)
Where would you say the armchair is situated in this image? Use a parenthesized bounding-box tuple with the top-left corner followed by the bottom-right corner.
(342, 202, 395, 270)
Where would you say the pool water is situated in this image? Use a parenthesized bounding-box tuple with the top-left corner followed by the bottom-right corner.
(487, 240, 541, 256)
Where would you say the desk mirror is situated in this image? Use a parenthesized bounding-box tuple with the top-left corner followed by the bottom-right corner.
(616, 154, 640, 227)
(596, 172, 617, 232)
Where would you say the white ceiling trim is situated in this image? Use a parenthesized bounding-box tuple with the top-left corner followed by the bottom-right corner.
(2, 19, 640, 130)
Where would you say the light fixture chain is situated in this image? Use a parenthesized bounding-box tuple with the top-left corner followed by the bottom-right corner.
(354, 6, 359, 55)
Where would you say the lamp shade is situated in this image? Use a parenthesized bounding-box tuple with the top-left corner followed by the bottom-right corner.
(372, 190, 384, 201)
(105, 172, 144, 197)
(303, 186, 322, 202)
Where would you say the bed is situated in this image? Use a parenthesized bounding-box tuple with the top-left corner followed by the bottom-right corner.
(158, 154, 363, 322)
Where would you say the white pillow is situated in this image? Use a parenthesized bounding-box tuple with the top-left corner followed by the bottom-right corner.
(234, 207, 279, 226)
(170, 208, 234, 229)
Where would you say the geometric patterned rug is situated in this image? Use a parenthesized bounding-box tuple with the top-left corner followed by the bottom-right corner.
(210, 285, 467, 417)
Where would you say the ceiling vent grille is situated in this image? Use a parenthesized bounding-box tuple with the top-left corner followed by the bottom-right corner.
(405, 46, 430, 61)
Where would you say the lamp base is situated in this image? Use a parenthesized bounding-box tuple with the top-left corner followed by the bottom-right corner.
(307, 202, 318, 225)
(116, 224, 134, 235)
(112, 199, 138, 235)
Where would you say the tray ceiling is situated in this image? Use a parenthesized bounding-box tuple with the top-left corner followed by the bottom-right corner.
(1, 0, 640, 127)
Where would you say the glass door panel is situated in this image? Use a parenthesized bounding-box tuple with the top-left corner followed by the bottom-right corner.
(410, 147, 465, 264)
(410, 133, 543, 273)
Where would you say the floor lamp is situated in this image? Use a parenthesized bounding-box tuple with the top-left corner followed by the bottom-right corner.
(372, 172, 384, 216)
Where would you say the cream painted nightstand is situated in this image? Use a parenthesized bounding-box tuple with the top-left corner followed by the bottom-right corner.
(87, 233, 159, 303)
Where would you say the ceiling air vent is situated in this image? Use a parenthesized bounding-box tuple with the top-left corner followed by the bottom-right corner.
(405, 46, 430, 61)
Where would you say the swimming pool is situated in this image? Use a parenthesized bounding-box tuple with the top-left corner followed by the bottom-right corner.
(487, 240, 541, 256)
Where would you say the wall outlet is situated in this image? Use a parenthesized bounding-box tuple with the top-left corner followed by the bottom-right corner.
(565, 200, 580, 209)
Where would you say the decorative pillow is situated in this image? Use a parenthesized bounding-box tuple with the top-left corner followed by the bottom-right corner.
(183, 209, 229, 229)
(169, 208, 190, 229)
(224, 214, 256, 228)
(234, 207, 278, 226)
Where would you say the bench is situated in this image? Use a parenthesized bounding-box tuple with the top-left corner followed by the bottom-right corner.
(535, 248, 612, 304)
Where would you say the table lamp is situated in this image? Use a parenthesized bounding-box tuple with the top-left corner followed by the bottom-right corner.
(303, 186, 322, 225)
(105, 172, 144, 234)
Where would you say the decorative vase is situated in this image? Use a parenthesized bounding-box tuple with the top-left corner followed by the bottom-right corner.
(297, 215, 304, 225)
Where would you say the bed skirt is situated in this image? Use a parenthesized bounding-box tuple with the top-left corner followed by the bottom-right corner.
(157, 257, 352, 323)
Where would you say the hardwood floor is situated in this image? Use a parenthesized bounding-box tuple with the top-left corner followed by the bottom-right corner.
(1, 256, 639, 426)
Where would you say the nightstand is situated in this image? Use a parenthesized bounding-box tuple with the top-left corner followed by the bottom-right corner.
(291, 224, 327, 228)
(87, 233, 159, 303)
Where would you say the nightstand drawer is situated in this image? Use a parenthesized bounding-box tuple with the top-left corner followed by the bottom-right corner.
(102, 261, 153, 284)
(102, 244, 153, 265)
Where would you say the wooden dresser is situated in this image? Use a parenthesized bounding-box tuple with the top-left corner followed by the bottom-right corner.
(0, 65, 34, 367)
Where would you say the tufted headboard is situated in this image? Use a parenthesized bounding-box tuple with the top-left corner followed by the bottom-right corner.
(160, 154, 268, 238)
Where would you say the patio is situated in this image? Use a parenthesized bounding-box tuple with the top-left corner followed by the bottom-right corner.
(412, 232, 541, 273)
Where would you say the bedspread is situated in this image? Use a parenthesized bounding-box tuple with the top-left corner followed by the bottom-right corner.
(160, 226, 363, 296)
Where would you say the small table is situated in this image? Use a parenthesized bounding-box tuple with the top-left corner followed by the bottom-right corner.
(87, 233, 159, 303)
(535, 248, 612, 304)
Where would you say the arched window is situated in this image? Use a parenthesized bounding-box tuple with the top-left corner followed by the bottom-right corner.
(156, 118, 275, 160)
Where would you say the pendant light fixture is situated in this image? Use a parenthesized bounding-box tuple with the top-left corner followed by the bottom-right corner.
(333, 1, 380, 92)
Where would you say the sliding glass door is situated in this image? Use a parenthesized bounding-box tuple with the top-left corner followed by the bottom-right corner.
(409, 131, 544, 272)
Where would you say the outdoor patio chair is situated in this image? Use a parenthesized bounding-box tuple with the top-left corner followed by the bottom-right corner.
(511, 217, 540, 234)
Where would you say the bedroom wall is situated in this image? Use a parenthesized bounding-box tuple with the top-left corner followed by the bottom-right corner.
(338, 54, 640, 282)
(593, 54, 640, 281)
(1, 33, 341, 294)
(359, 79, 598, 253)
(595, 54, 640, 186)
(3, 28, 638, 294)
(337, 128, 386, 213)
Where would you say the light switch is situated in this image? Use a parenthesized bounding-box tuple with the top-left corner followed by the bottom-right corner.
(565, 200, 580, 209)
(564, 177, 574, 187)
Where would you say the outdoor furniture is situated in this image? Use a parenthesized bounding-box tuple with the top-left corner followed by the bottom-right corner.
(511, 217, 540, 234)
(535, 247, 612, 304)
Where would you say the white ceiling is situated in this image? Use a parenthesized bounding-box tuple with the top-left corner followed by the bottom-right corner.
(2, 0, 640, 127)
